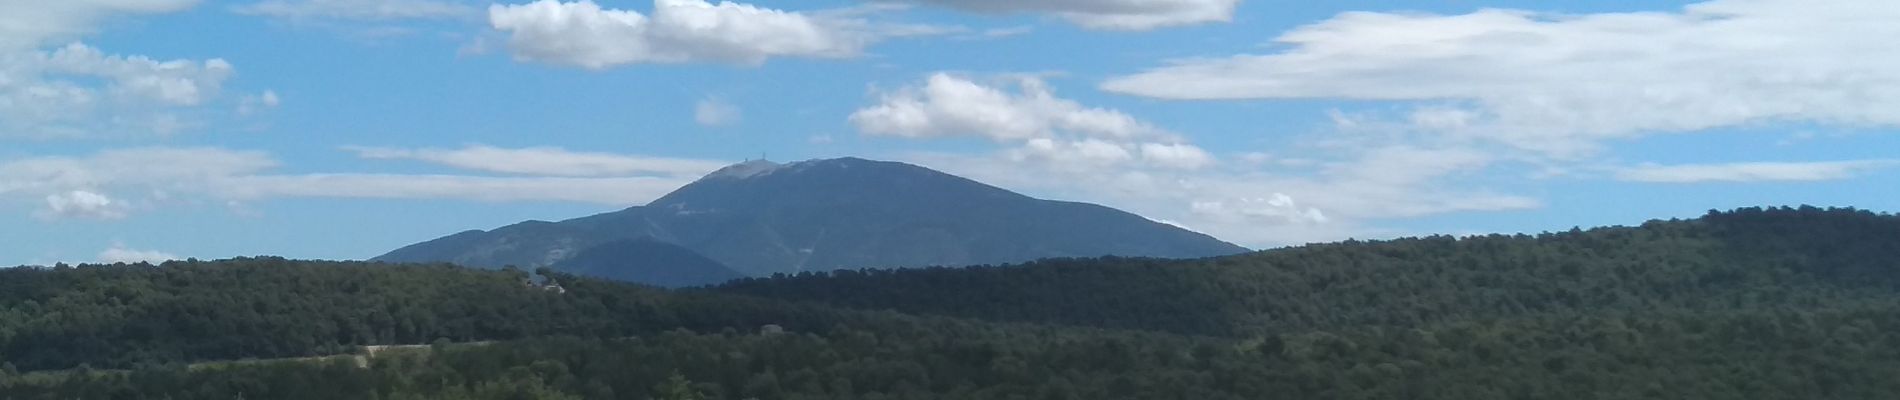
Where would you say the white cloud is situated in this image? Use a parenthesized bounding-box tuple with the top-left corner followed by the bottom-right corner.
(1, 146, 725, 219)
(0, 147, 279, 196)
(978, 26, 1032, 38)
(846, 73, 1538, 246)
(488, 0, 874, 68)
(1, 44, 236, 138)
(1102, 0, 1900, 156)
(896, 139, 1537, 248)
(237, 90, 281, 115)
(97, 244, 178, 264)
(232, 0, 477, 41)
(1187, 146, 1536, 224)
(1138, 142, 1214, 170)
(38, 190, 130, 220)
(1040, 0, 1900, 245)
(1616, 160, 1899, 183)
(854, 73, 1165, 141)
(0, 1, 241, 139)
(0, 0, 199, 50)
(694, 97, 741, 127)
(234, 0, 477, 21)
(1013, 138, 1133, 166)
(1192, 194, 1327, 225)
(852, 73, 1212, 170)
(222, 174, 693, 204)
(897, 0, 1238, 31)
(344, 144, 727, 177)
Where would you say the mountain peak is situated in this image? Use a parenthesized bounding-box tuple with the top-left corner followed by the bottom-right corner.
(703, 157, 889, 180)
(705, 159, 783, 180)
(377, 156, 1249, 284)
(654, 156, 1015, 211)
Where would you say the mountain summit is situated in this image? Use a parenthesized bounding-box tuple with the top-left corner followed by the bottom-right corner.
(373, 157, 1248, 286)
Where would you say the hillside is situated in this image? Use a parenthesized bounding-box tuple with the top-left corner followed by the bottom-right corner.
(4, 207, 1900, 399)
(374, 157, 1249, 282)
(552, 239, 747, 288)
(715, 206, 1900, 336)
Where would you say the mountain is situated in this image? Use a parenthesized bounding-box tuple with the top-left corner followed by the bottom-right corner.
(552, 239, 746, 288)
(374, 157, 1249, 283)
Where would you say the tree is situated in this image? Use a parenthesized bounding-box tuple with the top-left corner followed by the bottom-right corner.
(654, 371, 706, 400)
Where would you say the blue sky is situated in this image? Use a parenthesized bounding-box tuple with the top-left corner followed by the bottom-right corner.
(3, 0, 1897, 265)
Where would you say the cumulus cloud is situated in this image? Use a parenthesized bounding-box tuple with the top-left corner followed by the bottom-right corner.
(694, 97, 741, 127)
(1616, 160, 1899, 183)
(854, 73, 1162, 141)
(38, 190, 130, 220)
(1102, 0, 1900, 155)
(344, 144, 727, 177)
(488, 0, 875, 68)
(845, 73, 1543, 246)
(901, 143, 1539, 247)
(852, 73, 1212, 170)
(874, 84, 1544, 245)
(895, 0, 1238, 30)
(97, 244, 178, 264)
(0, 44, 236, 138)
(0, 2, 242, 138)
(1032, 0, 1900, 244)
(234, 0, 476, 21)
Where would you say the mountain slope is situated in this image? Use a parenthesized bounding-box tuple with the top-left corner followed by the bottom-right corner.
(552, 239, 746, 288)
(373, 157, 1248, 280)
(375, 221, 600, 269)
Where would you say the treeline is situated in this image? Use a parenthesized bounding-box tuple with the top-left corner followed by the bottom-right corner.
(0, 258, 989, 372)
(715, 206, 1900, 337)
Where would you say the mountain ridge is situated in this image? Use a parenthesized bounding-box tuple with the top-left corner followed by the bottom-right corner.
(374, 157, 1248, 286)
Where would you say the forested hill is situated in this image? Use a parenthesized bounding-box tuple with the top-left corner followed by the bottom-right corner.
(0, 259, 984, 373)
(715, 206, 1900, 336)
(5, 206, 1900, 399)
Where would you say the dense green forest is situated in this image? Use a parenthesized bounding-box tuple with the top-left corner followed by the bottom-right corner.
(0, 258, 983, 372)
(4, 206, 1900, 399)
(718, 206, 1900, 336)
(13, 309, 1900, 400)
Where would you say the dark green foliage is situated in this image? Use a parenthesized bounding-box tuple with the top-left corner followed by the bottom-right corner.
(8, 309, 1900, 399)
(717, 206, 1900, 336)
(0, 258, 940, 372)
(4, 206, 1900, 399)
